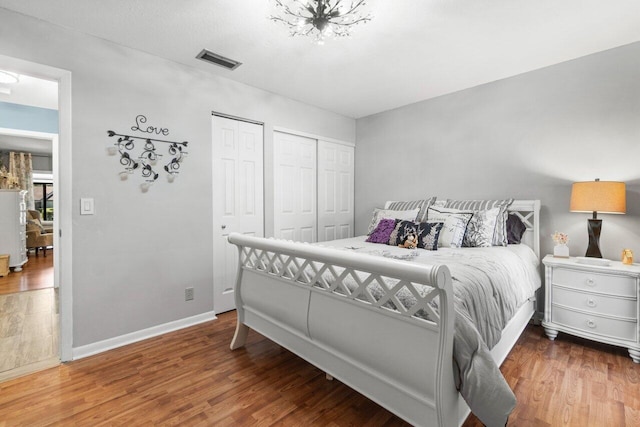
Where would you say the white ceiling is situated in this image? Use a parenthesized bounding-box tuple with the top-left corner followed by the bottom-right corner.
(0, 73, 58, 110)
(1, 0, 639, 118)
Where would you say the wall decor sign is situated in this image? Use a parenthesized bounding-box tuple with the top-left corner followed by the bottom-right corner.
(107, 115, 189, 191)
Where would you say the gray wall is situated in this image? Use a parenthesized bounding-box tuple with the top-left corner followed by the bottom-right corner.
(356, 42, 640, 262)
(0, 8, 355, 347)
(31, 154, 53, 173)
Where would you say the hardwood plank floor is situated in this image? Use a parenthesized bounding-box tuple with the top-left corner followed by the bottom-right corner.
(0, 251, 54, 295)
(0, 311, 639, 426)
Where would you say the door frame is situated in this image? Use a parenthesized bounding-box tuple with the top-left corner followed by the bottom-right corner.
(211, 112, 265, 314)
(0, 54, 73, 362)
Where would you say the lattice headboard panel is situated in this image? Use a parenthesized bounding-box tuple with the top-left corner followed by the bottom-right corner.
(508, 200, 541, 259)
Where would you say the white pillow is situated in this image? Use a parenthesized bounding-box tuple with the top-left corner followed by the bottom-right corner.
(366, 208, 420, 235)
(463, 207, 501, 247)
(427, 207, 474, 248)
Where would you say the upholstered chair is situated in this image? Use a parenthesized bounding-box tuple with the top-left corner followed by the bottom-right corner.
(27, 210, 54, 233)
(26, 210, 53, 256)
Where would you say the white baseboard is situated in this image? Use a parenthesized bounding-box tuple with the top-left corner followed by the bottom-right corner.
(72, 311, 217, 360)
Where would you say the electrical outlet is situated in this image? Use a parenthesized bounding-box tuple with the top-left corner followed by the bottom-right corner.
(185, 287, 194, 301)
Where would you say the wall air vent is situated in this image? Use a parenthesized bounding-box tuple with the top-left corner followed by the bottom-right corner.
(196, 49, 242, 70)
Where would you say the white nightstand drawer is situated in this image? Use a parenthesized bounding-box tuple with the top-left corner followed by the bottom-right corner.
(553, 286, 637, 319)
(552, 306, 637, 342)
(553, 268, 636, 297)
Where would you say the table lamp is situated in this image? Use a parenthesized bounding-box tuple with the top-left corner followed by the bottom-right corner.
(570, 178, 626, 258)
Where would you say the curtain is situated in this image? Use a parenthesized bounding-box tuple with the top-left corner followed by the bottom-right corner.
(9, 152, 35, 210)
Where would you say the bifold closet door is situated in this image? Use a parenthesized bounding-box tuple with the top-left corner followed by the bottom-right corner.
(212, 115, 264, 314)
(273, 131, 317, 243)
(317, 140, 354, 241)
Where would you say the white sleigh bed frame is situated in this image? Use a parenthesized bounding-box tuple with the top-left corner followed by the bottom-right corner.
(228, 200, 540, 427)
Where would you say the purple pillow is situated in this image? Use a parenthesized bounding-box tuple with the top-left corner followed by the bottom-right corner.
(366, 218, 397, 244)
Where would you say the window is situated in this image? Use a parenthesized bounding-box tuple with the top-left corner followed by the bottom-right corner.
(33, 182, 54, 221)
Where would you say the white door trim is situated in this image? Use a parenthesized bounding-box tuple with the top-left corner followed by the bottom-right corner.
(0, 54, 73, 362)
(273, 126, 355, 148)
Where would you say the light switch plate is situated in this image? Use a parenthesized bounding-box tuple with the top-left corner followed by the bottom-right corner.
(80, 198, 94, 215)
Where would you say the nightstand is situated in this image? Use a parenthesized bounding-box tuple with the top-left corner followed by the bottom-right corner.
(542, 255, 640, 363)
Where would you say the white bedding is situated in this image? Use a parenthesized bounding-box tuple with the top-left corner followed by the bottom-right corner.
(314, 236, 541, 426)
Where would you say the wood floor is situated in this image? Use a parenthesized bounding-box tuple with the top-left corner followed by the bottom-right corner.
(0, 251, 54, 295)
(0, 311, 639, 426)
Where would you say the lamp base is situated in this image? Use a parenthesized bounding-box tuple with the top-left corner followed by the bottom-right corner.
(585, 218, 602, 258)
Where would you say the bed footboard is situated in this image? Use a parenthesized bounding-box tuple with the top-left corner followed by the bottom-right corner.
(227, 233, 458, 427)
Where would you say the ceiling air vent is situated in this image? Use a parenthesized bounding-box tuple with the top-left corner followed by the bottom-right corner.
(196, 49, 242, 70)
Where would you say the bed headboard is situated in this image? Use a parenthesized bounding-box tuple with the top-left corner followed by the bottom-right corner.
(508, 200, 541, 259)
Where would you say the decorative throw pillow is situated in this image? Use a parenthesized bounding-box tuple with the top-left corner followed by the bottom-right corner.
(443, 199, 514, 246)
(507, 213, 527, 244)
(366, 218, 397, 244)
(388, 220, 443, 250)
(366, 207, 420, 235)
(462, 207, 501, 247)
(386, 197, 437, 223)
(427, 207, 474, 248)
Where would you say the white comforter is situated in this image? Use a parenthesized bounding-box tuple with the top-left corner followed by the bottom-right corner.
(316, 237, 541, 427)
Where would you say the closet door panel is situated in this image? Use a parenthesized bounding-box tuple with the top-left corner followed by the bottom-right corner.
(274, 131, 317, 242)
(318, 140, 354, 242)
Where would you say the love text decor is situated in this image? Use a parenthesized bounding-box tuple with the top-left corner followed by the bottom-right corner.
(107, 115, 189, 190)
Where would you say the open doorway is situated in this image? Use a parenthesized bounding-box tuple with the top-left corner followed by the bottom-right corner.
(0, 72, 59, 381)
(0, 54, 72, 379)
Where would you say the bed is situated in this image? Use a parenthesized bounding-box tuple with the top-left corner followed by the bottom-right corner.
(227, 199, 541, 427)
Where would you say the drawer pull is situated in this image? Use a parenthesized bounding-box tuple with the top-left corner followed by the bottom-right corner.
(586, 319, 597, 329)
(587, 298, 597, 308)
(586, 278, 596, 287)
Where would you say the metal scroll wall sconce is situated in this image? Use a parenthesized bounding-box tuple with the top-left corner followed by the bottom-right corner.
(106, 115, 189, 192)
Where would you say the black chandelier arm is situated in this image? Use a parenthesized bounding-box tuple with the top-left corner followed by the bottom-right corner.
(325, 17, 370, 28)
(272, 0, 301, 18)
(326, 1, 343, 17)
(335, 0, 367, 17)
(107, 130, 188, 147)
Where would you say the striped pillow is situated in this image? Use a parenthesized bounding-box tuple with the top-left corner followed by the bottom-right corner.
(443, 199, 514, 246)
(366, 208, 420, 235)
(385, 197, 437, 223)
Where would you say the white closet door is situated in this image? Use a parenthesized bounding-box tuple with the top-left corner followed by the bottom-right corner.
(212, 116, 264, 314)
(317, 140, 354, 241)
(274, 131, 317, 243)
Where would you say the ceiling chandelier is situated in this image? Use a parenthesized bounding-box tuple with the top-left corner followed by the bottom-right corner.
(270, 0, 372, 44)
